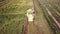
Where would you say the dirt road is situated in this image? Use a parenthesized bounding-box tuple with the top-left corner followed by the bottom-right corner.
(23, 0, 53, 34)
(33, 0, 53, 34)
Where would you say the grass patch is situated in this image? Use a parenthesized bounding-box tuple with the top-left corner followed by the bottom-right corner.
(0, 0, 33, 34)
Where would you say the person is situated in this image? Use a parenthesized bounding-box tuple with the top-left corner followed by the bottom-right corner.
(26, 8, 35, 22)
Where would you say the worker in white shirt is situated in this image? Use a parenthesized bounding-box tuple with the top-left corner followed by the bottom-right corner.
(26, 8, 35, 22)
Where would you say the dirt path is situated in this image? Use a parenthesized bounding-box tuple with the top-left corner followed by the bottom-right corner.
(33, 0, 53, 34)
(23, 19, 42, 34)
(28, 23, 42, 34)
(23, 0, 53, 34)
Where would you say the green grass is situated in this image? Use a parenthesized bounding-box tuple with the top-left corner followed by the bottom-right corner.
(0, 0, 33, 34)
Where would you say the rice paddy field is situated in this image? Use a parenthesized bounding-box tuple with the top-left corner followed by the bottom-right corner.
(0, 0, 33, 34)
(0, 0, 60, 34)
(37, 0, 60, 34)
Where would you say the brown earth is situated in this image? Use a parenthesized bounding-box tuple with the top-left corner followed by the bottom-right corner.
(23, 0, 53, 34)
